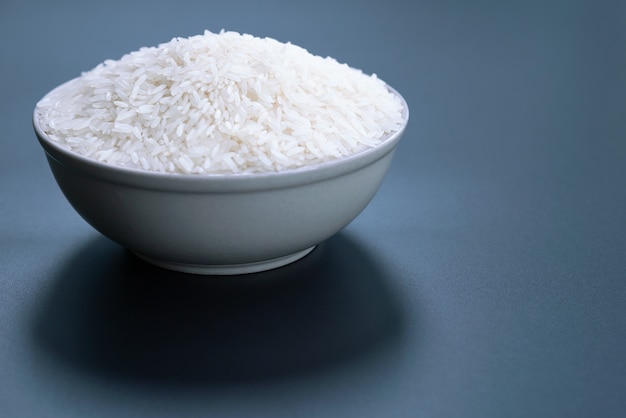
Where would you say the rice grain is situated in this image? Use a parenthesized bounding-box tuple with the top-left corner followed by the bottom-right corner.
(36, 30, 404, 174)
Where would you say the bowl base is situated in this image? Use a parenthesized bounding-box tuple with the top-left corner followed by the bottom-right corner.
(132, 246, 316, 275)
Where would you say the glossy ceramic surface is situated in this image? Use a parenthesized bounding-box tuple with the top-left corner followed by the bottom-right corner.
(33, 86, 408, 274)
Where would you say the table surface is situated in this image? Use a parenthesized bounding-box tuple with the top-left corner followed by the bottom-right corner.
(2, 1, 625, 417)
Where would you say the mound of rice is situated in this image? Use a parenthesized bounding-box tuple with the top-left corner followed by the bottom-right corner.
(36, 30, 404, 174)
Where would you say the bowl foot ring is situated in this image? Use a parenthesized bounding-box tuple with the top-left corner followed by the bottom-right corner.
(132, 246, 316, 275)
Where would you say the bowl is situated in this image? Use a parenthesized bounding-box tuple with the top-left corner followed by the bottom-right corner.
(33, 85, 408, 275)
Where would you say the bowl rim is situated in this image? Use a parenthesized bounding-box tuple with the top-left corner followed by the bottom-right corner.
(33, 83, 409, 193)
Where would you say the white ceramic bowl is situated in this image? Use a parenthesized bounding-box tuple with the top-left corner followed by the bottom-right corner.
(33, 86, 408, 275)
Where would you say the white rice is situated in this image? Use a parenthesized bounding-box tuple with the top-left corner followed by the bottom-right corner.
(36, 30, 404, 174)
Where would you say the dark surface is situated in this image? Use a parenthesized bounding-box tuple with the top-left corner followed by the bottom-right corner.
(2, 0, 625, 416)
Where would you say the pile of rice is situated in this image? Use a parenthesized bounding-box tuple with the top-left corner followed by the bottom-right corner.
(36, 30, 404, 174)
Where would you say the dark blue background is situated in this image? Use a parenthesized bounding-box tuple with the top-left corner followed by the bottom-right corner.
(1, 1, 625, 416)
